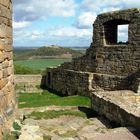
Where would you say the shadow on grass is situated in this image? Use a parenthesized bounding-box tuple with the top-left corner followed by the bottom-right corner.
(40, 85, 67, 97)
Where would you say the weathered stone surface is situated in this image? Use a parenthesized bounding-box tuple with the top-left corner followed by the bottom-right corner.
(0, 70, 2, 79)
(3, 51, 13, 60)
(0, 115, 5, 125)
(19, 125, 43, 140)
(44, 8, 140, 129)
(0, 41, 4, 51)
(18, 106, 140, 140)
(0, 0, 15, 138)
(0, 51, 4, 62)
(0, 78, 8, 89)
(15, 75, 43, 93)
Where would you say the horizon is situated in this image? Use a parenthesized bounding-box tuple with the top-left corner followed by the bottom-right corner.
(13, 0, 140, 47)
(13, 45, 89, 49)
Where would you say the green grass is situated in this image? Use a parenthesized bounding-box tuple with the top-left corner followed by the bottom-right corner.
(14, 59, 71, 71)
(14, 65, 40, 74)
(28, 110, 87, 120)
(18, 90, 91, 108)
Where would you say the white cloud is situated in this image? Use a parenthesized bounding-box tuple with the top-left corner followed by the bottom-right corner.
(121, 0, 140, 8)
(14, 0, 76, 21)
(80, 0, 140, 16)
(30, 31, 45, 40)
(74, 12, 96, 29)
(101, 7, 121, 13)
(13, 26, 93, 46)
(74, 0, 123, 30)
(48, 26, 92, 38)
(14, 30, 45, 41)
(13, 0, 140, 46)
(13, 20, 31, 29)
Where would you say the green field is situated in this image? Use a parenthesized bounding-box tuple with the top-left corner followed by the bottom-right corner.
(18, 90, 91, 108)
(14, 59, 71, 71)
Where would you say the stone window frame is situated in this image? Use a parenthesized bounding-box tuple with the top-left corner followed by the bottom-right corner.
(103, 19, 130, 46)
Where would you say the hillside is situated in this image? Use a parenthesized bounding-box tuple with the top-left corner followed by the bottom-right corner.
(14, 45, 84, 60)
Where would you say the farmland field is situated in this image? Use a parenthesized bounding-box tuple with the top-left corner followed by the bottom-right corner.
(14, 59, 71, 71)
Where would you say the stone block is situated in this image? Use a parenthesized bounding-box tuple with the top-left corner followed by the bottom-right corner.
(4, 45, 12, 52)
(0, 0, 10, 7)
(0, 70, 2, 79)
(2, 68, 9, 78)
(0, 4, 11, 19)
(0, 50, 4, 62)
(5, 106, 14, 116)
(3, 51, 13, 60)
(0, 42, 4, 51)
(0, 78, 8, 90)
(2, 59, 9, 68)
(0, 115, 4, 125)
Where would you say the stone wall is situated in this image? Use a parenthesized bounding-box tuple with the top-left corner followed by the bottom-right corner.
(91, 91, 140, 129)
(43, 8, 140, 128)
(0, 0, 16, 137)
(44, 68, 93, 96)
(45, 8, 140, 93)
(15, 75, 43, 93)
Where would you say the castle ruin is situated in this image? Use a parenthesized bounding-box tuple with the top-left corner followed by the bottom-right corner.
(0, 0, 16, 138)
(44, 8, 140, 128)
(0, 1, 140, 137)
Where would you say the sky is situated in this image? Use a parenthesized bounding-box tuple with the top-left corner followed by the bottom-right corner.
(13, 0, 140, 47)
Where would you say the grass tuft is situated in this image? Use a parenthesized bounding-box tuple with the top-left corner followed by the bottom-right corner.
(27, 110, 87, 120)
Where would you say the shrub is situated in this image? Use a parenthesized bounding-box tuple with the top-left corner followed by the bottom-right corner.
(14, 64, 40, 74)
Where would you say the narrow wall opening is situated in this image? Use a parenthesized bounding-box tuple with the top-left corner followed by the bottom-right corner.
(117, 25, 129, 44)
(103, 19, 130, 45)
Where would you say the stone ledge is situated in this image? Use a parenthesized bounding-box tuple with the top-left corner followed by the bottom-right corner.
(91, 90, 140, 129)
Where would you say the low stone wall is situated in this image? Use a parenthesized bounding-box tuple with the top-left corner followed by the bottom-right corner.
(91, 91, 140, 129)
(45, 68, 92, 96)
(46, 69, 133, 94)
(14, 75, 43, 93)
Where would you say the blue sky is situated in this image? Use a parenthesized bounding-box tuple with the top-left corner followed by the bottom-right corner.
(13, 0, 140, 47)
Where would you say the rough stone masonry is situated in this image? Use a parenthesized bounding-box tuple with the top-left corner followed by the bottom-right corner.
(44, 8, 140, 128)
(0, 0, 16, 138)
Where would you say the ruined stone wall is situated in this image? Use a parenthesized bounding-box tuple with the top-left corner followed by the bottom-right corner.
(45, 8, 140, 93)
(72, 9, 140, 76)
(15, 75, 43, 93)
(91, 91, 140, 129)
(44, 68, 93, 96)
(43, 8, 140, 128)
(0, 0, 16, 137)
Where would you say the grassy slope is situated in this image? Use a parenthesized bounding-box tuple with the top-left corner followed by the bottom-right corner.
(36, 46, 82, 57)
(18, 90, 91, 108)
(14, 46, 83, 60)
(13, 46, 83, 74)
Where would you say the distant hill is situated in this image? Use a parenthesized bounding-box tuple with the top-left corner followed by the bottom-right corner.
(14, 45, 84, 60)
